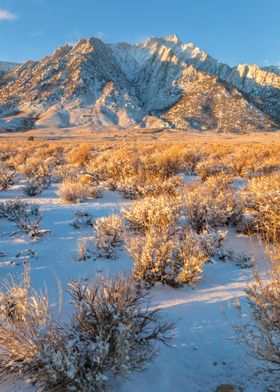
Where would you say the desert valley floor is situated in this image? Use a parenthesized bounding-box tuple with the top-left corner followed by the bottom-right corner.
(0, 131, 279, 392)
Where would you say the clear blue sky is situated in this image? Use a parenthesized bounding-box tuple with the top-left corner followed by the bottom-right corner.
(0, 0, 279, 66)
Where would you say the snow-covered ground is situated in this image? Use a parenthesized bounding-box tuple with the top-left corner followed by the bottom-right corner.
(0, 182, 277, 392)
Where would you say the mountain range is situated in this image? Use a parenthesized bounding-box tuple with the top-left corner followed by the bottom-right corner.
(0, 34, 280, 132)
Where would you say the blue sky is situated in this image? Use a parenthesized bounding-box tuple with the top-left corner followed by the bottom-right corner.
(0, 0, 279, 66)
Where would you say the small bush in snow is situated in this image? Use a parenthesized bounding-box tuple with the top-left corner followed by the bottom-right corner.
(67, 276, 174, 388)
(183, 176, 239, 232)
(122, 194, 180, 233)
(87, 184, 103, 199)
(241, 172, 280, 242)
(233, 252, 254, 269)
(117, 175, 183, 200)
(0, 200, 28, 221)
(0, 271, 174, 391)
(0, 201, 48, 238)
(128, 228, 176, 286)
(72, 210, 94, 229)
(94, 215, 124, 258)
(236, 248, 280, 371)
(14, 205, 47, 238)
(0, 268, 53, 385)
(23, 175, 50, 197)
(176, 229, 226, 284)
(57, 179, 89, 203)
(127, 227, 224, 287)
(67, 142, 91, 166)
(0, 162, 15, 191)
(76, 237, 92, 261)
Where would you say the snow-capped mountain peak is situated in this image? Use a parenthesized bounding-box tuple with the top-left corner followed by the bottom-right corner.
(0, 35, 279, 132)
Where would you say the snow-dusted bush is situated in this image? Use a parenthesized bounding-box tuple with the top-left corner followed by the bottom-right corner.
(57, 179, 89, 203)
(94, 215, 124, 258)
(17, 156, 50, 179)
(54, 163, 81, 181)
(72, 210, 94, 229)
(241, 172, 280, 241)
(0, 271, 174, 391)
(127, 227, 224, 287)
(66, 276, 174, 389)
(0, 268, 53, 385)
(233, 252, 254, 269)
(67, 142, 91, 166)
(0, 162, 15, 191)
(128, 228, 176, 286)
(0, 200, 28, 221)
(236, 248, 280, 370)
(23, 175, 49, 196)
(183, 175, 239, 232)
(197, 162, 233, 181)
(178, 228, 226, 266)
(117, 175, 183, 199)
(87, 184, 103, 199)
(175, 229, 214, 286)
(0, 201, 48, 238)
(76, 237, 92, 261)
(122, 194, 180, 233)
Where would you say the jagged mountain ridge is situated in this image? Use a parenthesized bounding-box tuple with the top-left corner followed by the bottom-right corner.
(0, 62, 18, 82)
(0, 35, 279, 132)
(0, 61, 18, 73)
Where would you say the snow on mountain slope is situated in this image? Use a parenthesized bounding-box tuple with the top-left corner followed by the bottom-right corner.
(161, 67, 274, 132)
(0, 61, 18, 73)
(140, 36, 280, 122)
(0, 38, 144, 128)
(0, 36, 279, 131)
(262, 65, 280, 76)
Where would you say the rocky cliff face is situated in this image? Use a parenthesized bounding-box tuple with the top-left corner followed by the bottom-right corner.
(0, 35, 279, 132)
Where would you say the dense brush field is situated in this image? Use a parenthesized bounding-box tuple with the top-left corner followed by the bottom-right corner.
(0, 136, 279, 391)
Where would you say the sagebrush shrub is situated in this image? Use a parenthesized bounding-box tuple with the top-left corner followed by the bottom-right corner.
(94, 215, 124, 258)
(122, 194, 180, 233)
(183, 175, 238, 232)
(57, 179, 88, 203)
(241, 173, 280, 241)
(117, 174, 183, 199)
(0, 162, 15, 191)
(23, 176, 49, 196)
(236, 247, 280, 370)
(128, 228, 176, 286)
(0, 200, 28, 221)
(76, 237, 92, 261)
(0, 271, 174, 391)
(72, 210, 93, 229)
(66, 143, 91, 166)
(0, 201, 47, 238)
(0, 268, 53, 385)
(127, 227, 224, 287)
